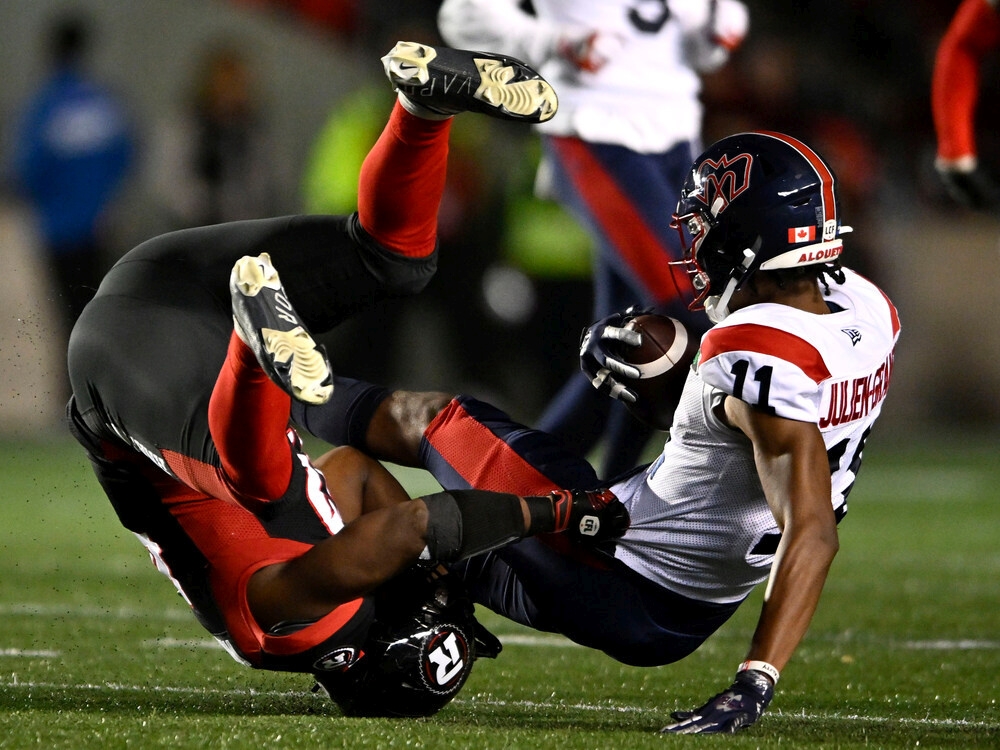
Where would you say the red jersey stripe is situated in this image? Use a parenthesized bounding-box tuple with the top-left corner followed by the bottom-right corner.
(702, 323, 832, 383)
(874, 286, 900, 337)
(261, 598, 367, 656)
(847, 270, 901, 337)
(425, 401, 557, 496)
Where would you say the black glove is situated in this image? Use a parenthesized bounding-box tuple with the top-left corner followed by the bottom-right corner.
(549, 488, 629, 543)
(578, 308, 649, 404)
(937, 163, 1000, 211)
(660, 669, 775, 734)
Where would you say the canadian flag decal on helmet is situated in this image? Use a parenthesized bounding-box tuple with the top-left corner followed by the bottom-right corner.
(694, 153, 753, 213)
(788, 226, 816, 243)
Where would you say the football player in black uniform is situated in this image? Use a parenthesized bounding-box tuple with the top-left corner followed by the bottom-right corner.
(66, 42, 621, 717)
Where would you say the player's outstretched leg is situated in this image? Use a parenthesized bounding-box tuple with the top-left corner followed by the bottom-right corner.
(230, 253, 333, 405)
(382, 41, 558, 123)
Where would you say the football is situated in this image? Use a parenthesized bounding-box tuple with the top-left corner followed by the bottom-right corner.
(613, 314, 699, 431)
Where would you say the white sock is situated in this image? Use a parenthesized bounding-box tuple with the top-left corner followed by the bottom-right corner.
(396, 91, 453, 121)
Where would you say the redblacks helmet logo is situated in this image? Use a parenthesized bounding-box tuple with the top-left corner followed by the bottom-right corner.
(419, 625, 471, 695)
(693, 153, 753, 212)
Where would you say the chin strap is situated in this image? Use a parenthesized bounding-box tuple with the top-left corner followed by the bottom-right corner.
(705, 244, 758, 323)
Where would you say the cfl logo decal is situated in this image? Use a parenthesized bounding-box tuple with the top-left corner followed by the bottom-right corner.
(421, 626, 471, 694)
(578, 515, 601, 537)
(694, 153, 753, 212)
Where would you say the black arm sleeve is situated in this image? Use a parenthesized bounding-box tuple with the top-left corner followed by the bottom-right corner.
(291, 375, 391, 447)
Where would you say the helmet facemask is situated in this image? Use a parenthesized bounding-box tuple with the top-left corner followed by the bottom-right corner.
(670, 209, 714, 310)
(670, 206, 761, 323)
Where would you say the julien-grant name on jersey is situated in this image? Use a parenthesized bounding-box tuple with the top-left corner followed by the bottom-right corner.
(819, 351, 894, 428)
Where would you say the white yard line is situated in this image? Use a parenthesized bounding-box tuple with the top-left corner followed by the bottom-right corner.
(138, 632, 1000, 652)
(902, 639, 1000, 649)
(142, 637, 226, 650)
(0, 648, 60, 658)
(4, 600, 998, 654)
(0, 602, 190, 621)
(0, 676, 994, 730)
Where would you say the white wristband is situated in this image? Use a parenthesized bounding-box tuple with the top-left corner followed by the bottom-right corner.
(738, 659, 780, 684)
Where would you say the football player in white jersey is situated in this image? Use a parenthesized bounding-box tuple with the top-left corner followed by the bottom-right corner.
(437, 0, 750, 480)
(305, 132, 900, 732)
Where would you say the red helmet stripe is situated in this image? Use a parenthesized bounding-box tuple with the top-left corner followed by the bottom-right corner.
(756, 131, 837, 227)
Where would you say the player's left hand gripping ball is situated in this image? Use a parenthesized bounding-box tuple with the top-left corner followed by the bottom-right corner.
(579, 310, 645, 403)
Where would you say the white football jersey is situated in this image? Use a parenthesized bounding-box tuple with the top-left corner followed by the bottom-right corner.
(438, 0, 749, 153)
(611, 269, 900, 603)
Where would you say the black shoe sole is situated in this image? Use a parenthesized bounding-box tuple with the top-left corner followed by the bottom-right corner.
(382, 41, 558, 123)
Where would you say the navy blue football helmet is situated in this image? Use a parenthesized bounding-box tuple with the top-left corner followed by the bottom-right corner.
(671, 131, 851, 322)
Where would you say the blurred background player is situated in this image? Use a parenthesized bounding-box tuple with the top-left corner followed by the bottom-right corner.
(66, 42, 623, 716)
(9, 10, 135, 398)
(932, 0, 1000, 210)
(148, 39, 288, 231)
(437, 0, 749, 479)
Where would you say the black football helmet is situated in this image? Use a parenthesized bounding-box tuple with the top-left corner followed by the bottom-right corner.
(313, 567, 501, 718)
(671, 131, 852, 322)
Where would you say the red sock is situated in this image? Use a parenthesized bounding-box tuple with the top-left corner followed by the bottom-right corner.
(208, 333, 294, 501)
(357, 100, 452, 258)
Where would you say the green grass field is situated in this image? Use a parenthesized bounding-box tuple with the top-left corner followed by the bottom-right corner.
(1, 433, 998, 748)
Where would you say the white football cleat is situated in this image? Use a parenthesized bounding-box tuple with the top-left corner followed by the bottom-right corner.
(382, 41, 558, 123)
(230, 253, 333, 405)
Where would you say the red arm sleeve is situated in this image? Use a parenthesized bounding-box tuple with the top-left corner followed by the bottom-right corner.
(932, 0, 1000, 162)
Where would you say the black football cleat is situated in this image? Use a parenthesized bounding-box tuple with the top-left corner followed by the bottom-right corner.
(230, 253, 333, 405)
(382, 41, 558, 123)
(551, 488, 630, 544)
